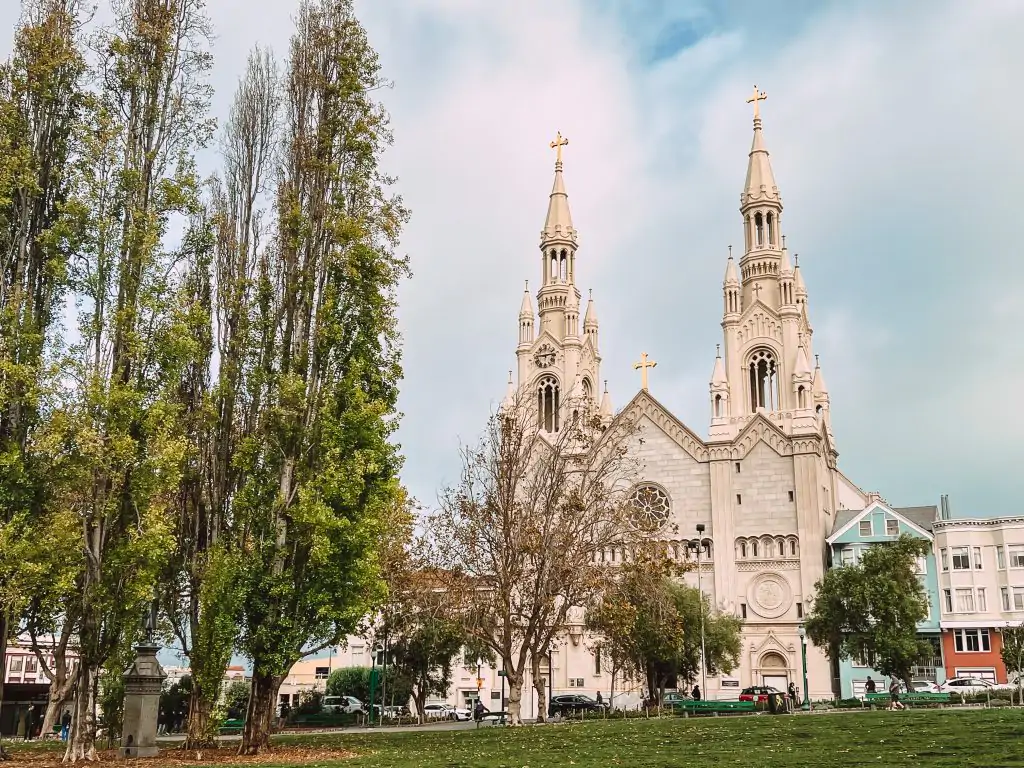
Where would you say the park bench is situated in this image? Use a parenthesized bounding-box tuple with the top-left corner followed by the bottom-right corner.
(677, 700, 756, 715)
(219, 718, 245, 735)
(864, 692, 952, 707)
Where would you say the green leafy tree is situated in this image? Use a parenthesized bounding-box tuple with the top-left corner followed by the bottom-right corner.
(806, 535, 932, 693)
(587, 546, 740, 703)
(325, 666, 412, 710)
(222, 680, 250, 721)
(233, 0, 409, 753)
(54, 0, 215, 759)
(1000, 624, 1024, 705)
(161, 47, 279, 749)
(0, 2, 85, 753)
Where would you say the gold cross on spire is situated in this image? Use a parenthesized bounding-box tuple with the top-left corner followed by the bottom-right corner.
(746, 85, 767, 119)
(633, 352, 657, 391)
(550, 131, 569, 164)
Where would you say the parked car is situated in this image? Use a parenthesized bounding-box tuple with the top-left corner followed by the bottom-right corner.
(548, 694, 604, 717)
(911, 680, 940, 693)
(662, 692, 693, 709)
(422, 703, 471, 721)
(323, 695, 363, 714)
(938, 677, 996, 696)
(738, 686, 787, 704)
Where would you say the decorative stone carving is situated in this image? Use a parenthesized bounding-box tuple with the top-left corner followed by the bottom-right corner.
(747, 572, 792, 619)
(737, 560, 800, 572)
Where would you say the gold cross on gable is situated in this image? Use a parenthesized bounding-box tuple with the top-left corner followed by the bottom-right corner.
(550, 131, 569, 164)
(633, 352, 657, 391)
(746, 84, 767, 119)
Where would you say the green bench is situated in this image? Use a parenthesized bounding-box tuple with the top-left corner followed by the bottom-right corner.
(219, 718, 245, 735)
(865, 692, 952, 706)
(676, 700, 756, 715)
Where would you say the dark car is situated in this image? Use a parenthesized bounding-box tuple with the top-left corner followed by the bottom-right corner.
(548, 694, 603, 717)
(738, 686, 786, 703)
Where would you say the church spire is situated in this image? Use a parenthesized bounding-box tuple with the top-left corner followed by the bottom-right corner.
(518, 280, 534, 348)
(541, 131, 577, 250)
(742, 86, 779, 205)
(739, 86, 784, 310)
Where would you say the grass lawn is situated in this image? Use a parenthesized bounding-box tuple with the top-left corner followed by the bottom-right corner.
(5, 709, 1023, 767)
(280, 708, 1024, 768)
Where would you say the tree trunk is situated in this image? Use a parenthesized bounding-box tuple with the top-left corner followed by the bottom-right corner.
(531, 656, 547, 723)
(238, 672, 281, 755)
(0, 614, 9, 760)
(40, 674, 75, 742)
(608, 661, 617, 711)
(64, 664, 97, 763)
(506, 672, 523, 726)
(412, 686, 427, 725)
(183, 689, 217, 749)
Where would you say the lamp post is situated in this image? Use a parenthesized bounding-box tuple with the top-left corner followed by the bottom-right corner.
(797, 625, 810, 711)
(695, 523, 708, 699)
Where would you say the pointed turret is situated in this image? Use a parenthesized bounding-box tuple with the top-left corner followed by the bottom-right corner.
(812, 356, 829, 399)
(501, 370, 516, 413)
(518, 280, 535, 348)
(794, 254, 807, 304)
(584, 289, 598, 329)
(599, 380, 613, 421)
(722, 247, 741, 319)
(780, 237, 792, 275)
(711, 348, 728, 386)
(794, 344, 812, 379)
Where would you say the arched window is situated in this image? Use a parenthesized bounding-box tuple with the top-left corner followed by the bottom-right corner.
(582, 378, 593, 406)
(745, 216, 752, 251)
(815, 404, 824, 416)
(790, 538, 798, 557)
(559, 249, 568, 281)
(747, 347, 779, 412)
(740, 540, 747, 558)
(549, 250, 557, 283)
(752, 540, 759, 557)
(537, 375, 560, 432)
(762, 537, 774, 558)
(767, 212, 775, 246)
(714, 394, 722, 418)
(755, 212, 764, 247)
(797, 385, 806, 409)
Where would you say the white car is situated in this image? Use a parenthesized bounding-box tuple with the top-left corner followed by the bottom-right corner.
(323, 695, 364, 714)
(422, 703, 471, 721)
(911, 680, 940, 693)
(938, 677, 995, 696)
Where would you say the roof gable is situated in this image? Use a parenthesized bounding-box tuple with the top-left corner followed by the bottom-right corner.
(618, 390, 708, 463)
(827, 500, 934, 544)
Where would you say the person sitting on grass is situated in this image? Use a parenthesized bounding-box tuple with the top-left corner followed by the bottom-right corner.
(888, 678, 905, 710)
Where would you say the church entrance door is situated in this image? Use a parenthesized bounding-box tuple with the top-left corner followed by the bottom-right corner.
(763, 674, 788, 691)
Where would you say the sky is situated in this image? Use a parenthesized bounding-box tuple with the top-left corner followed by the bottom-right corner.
(3, 0, 1023, 520)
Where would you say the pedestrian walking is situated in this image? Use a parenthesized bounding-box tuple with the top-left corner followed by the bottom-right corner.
(888, 678, 905, 710)
(691, 685, 701, 701)
(787, 682, 798, 712)
(60, 709, 72, 742)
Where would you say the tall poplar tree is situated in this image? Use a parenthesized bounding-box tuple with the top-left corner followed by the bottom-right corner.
(233, 0, 409, 754)
(55, 0, 214, 760)
(0, 2, 85, 754)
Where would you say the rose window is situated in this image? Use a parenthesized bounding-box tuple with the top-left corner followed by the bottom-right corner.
(629, 484, 671, 530)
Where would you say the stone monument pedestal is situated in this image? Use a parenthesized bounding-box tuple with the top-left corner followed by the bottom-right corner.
(119, 644, 165, 758)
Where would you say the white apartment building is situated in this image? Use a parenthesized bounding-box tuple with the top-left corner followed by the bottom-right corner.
(934, 515, 1024, 683)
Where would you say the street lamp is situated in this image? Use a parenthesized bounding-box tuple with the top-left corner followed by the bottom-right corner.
(797, 625, 810, 711)
(694, 523, 708, 699)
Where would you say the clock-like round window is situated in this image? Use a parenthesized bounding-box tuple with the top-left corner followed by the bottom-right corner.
(629, 484, 671, 530)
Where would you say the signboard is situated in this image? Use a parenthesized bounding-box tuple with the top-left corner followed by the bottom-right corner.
(721, 679, 740, 688)
(498, 670, 506, 677)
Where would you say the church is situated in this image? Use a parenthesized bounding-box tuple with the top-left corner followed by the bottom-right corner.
(502, 89, 880, 704)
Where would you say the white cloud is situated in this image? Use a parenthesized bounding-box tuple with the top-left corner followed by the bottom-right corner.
(2, 0, 1022, 513)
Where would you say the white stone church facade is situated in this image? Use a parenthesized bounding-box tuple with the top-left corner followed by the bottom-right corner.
(498, 101, 878, 706)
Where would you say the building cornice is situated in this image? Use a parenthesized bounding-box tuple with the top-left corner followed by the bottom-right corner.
(933, 517, 1024, 530)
